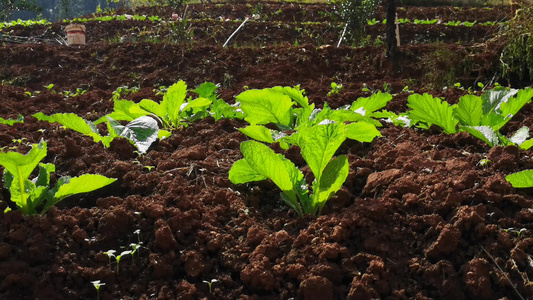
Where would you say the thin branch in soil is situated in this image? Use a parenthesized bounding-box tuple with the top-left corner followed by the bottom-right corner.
(480, 245, 526, 300)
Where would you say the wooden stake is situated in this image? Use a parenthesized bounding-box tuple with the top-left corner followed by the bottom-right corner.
(395, 13, 400, 47)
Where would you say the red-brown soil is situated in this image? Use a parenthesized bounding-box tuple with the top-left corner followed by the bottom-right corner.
(1, 2, 533, 300)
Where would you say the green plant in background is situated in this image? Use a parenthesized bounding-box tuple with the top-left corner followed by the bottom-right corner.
(0, 115, 23, 126)
(501, 33, 533, 85)
(235, 86, 389, 149)
(421, 45, 474, 89)
(0, 140, 116, 215)
(331, 0, 380, 46)
(405, 87, 533, 149)
(0, 0, 42, 22)
(328, 82, 343, 96)
(499, 8, 533, 85)
(98, 81, 242, 128)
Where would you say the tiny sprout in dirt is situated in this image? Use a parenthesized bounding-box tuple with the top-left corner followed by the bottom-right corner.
(203, 279, 219, 293)
(91, 280, 105, 300)
(115, 250, 132, 275)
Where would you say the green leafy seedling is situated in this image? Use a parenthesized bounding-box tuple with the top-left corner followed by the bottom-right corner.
(0, 140, 116, 215)
(327, 82, 343, 97)
(130, 242, 142, 264)
(203, 279, 219, 293)
(97, 81, 213, 129)
(0, 115, 23, 126)
(115, 250, 132, 275)
(103, 250, 116, 267)
(406, 88, 533, 149)
(45, 83, 55, 92)
(477, 158, 492, 168)
(230, 121, 379, 216)
(91, 280, 105, 300)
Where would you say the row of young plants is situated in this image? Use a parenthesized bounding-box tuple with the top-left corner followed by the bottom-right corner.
(0, 13, 501, 34)
(1, 81, 533, 217)
(367, 18, 498, 27)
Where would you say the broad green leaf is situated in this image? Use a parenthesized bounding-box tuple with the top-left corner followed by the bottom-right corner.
(460, 126, 499, 147)
(95, 100, 149, 124)
(161, 80, 187, 126)
(34, 112, 96, 134)
(500, 88, 533, 122)
(108, 116, 160, 154)
(455, 95, 482, 126)
(158, 130, 171, 140)
(294, 104, 315, 127)
(0, 115, 23, 126)
(314, 155, 349, 212)
(271, 86, 310, 109)
(229, 141, 303, 215)
(480, 112, 506, 130)
(181, 97, 212, 114)
(236, 89, 294, 127)
(345, 122, 381, 143)
(228, 159, 268, 183)
(139, 99, 164, 117)
(238, 125, 275, 143)
(34, 113, 107, 145)
(193, 82, 219, 101)
(324, 108, 364, 124)
(310, 103, 365, 126)
(43, 174, 116, 214)
(209, 99, 244, 121)
(350, 92, 393, 114)
(407, 93, 458, 134)
(506, 170, 533, 188)
(299, 123, 346, 180)
(239, 141, 301, 194)
(520, 139, 533, 150)
(34, 163, 54, 187)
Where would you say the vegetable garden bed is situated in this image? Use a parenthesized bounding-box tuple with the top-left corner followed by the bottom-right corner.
(1, 2, 533, 300)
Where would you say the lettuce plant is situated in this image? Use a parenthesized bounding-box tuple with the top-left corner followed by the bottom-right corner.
(230, 121, 380, 216)
(97, 81, 218, 129)
(406, 87, 533, 149)
(0, 115, 23, 126)
(0, 140, 116, 215)
(33, 113, 168, 154)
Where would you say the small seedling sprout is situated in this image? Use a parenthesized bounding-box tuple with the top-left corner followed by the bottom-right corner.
(134, 229, 141, 243)
(91, 280, 105, 300)
(103, 250, 116, 267)
(477, 158, 492, 168)
(115, 250, 132, 275)
(130, 242, 143, 264)
(203, 279, 219, 293)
